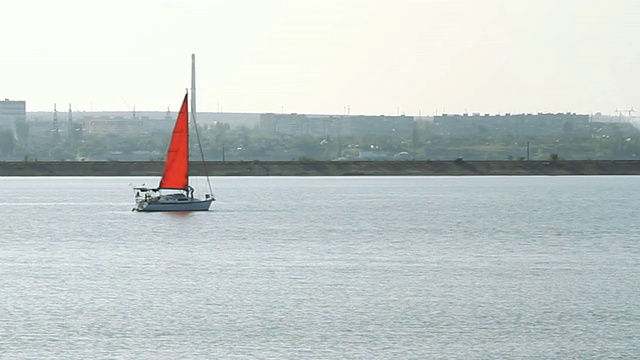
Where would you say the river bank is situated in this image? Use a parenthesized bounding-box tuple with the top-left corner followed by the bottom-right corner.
(1, 160, 640, 176)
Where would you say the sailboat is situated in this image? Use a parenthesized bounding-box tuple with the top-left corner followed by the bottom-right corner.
(132, 55, 214, 212)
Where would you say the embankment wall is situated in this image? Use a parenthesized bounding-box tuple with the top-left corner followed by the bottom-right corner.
(1, 160, 639, 176)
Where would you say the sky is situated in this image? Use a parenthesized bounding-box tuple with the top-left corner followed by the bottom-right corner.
(1, 0, 639, 115)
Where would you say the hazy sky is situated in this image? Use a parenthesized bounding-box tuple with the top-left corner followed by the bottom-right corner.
(2, 0, 639, 115)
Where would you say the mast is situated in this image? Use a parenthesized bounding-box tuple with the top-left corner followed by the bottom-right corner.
(191, 54, 196, 127)
(191, 53, 213, 196)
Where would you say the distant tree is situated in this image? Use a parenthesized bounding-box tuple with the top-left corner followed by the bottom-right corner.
(49, 145, 70, 160)
(70, 121, 83, 144)
(411, 124, 420, 148)
(14, 120, 29, 145)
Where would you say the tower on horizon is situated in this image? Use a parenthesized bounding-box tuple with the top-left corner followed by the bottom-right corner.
(52, 104, 59, 143)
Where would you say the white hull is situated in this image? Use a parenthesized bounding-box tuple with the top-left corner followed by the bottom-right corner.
(134, 197, 213, 212)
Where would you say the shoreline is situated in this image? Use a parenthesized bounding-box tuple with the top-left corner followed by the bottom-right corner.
(1, 160, 640, 176)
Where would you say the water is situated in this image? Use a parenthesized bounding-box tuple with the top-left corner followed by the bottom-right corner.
(1, 176, 638, 359)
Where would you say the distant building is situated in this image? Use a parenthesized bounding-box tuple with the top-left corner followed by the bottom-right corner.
(27, 111, 260, 132)
(84, 117, 144, 134)
(259, 113, 414, 137)
(345, 115, 414, 138)
(432, 112, 590, 136)
(0, 98, 26, 129)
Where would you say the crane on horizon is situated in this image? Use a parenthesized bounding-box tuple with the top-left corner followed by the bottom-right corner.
(120, 97, 137, 119)
(615, 107, 635, 117)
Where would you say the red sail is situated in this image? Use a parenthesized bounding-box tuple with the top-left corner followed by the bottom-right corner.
(159, 93, 189, 190)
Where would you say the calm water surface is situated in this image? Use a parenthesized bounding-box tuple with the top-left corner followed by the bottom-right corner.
(0, 176, 638, 359)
